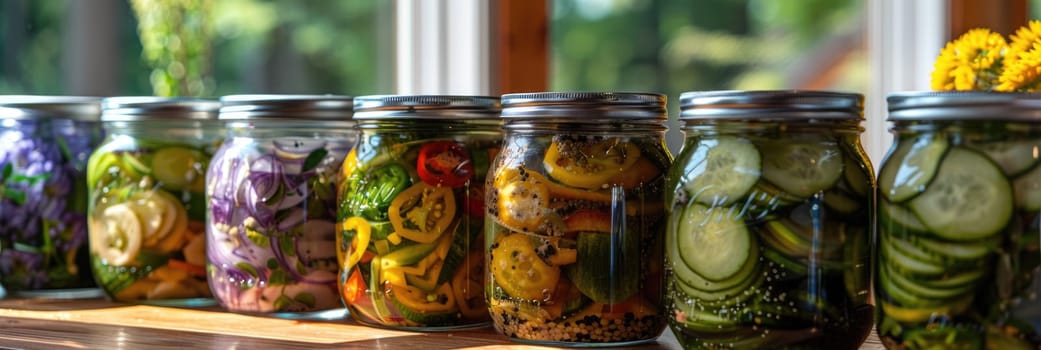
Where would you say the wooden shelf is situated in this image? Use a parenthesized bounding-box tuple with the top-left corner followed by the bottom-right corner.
(0, 296, 884, 349)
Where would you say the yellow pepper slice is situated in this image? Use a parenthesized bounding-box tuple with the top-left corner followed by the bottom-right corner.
(341, 217, 371, 272)
(391, 282, 457, 314)
(490, 233, 561, 300)
(543, 138, 641, 190)
(388, 183, 456, 243)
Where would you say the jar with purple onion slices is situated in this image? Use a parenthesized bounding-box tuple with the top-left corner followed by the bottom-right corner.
(206, 95, 355, 318)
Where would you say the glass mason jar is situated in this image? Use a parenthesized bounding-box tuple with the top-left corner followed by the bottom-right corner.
(487, 92, 671, 346)
(206, 95, 355, 318)
(0, 96, 103, 298)
(337, 95, 501, 330)
(87, 97, 222, 306)
(666, 91, 874, 349)
(877, 92, 1041, 349)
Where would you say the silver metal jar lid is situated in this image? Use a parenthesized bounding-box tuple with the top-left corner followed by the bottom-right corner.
(218, 94, 353, 120)
(353, 95, 501, 119)
(500, 92, 666, 119)
(679, 90, 863, 120)
(887, 91, 1041, 121)
(0, 95, 102, 121)
(101, 96, 220, 122)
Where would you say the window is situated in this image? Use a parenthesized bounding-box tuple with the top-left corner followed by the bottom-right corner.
(0, 0, 391, 96)
(550, 0, 866, 153)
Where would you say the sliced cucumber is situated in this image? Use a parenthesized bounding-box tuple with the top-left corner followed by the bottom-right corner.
(842, 146, 873, 197)
(879, 200, 929, 233)
(969, 140, 1039, 176)
(681, 136, 761, 206)
(883, 264, 975, 300)
(760, 219, 843, 259)
(879, 296, 973, 324)
(667, 211, 761, 303)
(822, 189, 862, 215)
(878, 264, 953, 307)
(760, 246, 808, 275)
(675, 271, 761, 306)
(917, 268, 986, 290)
(880, 235, 945, 276)
(742, 180, 800, 220)
(676, 203, 751, 281)
(909, 235, 996, 261)
(1013, 163, 1041, 210)
(567, 231, 639, 304)
(909, 147, 1012, 241)
(759, 139, 844, 198)
(878, 134, 949, 202)
(674, 302, 740, 334)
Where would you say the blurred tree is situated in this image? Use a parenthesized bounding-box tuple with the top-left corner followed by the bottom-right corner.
(551, 0, 863, 94)
(551, 0, 863, 152)
(130, 0, 214, 97)
(0, 0, 385, 96)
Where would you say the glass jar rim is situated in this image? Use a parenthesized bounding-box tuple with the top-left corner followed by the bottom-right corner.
(679, 90, 863, 121)
(353, 95, 501, 120)
(500, 91, 666, 119)
(101, 96, 220, 121)
(887, 91, 1041, 121)
(0, 95, 102, 121)
(219, 94, 353, 121)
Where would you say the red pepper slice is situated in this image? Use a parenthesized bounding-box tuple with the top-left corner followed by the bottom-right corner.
(341, 269, 366, 304)
(417, 141, 474, 188)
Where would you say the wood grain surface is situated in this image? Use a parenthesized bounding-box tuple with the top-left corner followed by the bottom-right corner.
(0, 297, 884, 349)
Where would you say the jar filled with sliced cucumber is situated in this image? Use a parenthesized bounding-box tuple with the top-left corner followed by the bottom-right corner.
(337, 95, 501, 330)
(87, 97, 222, 306)
(206, 95, 355, 318)
(878, 92, 1041, 349)
(667, 91, 874, 349)
(487, 92, 670, 346)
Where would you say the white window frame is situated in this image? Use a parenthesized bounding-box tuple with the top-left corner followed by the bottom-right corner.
(395, 0, 494, 95)
(867, 0, 946, 167)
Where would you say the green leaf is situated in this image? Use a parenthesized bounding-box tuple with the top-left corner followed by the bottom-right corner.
(279, 234, 296, 257)
(268, 270, 290, 285)
(245, 228, 271, 248)
(302, 149, 329, 172)
(1, 163, 11, 181)
(293, 292, 316, 308)
(273, 295, 293, 311)
(235, 262, 259, 278)
(267, 258, 279, 269)
(4, 188, 26, 205)
(12, 173, 52, 184)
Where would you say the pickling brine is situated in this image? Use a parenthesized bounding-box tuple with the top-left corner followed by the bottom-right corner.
(877, 92, 1041, 349)
(87, 97, 221, 305)
(206, 95, 354, 317)
(487, 92, 670, 346)
(666, 91, 873, 349)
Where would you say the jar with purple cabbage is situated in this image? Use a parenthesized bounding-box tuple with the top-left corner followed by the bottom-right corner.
(87, 97, 222, 305)
(206, 95, 355, 318)
(0, 96, 103, 298)
(338, 95, 501, 330)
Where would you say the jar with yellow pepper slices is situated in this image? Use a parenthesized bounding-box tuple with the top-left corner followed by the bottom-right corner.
(337, 95, 501, 330)
(487, 92, 671, 346)
(87, 97, 222, 306)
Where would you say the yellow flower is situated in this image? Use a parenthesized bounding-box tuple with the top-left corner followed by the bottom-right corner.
(931, 28, 1007, 91)
(998, 20, 1041, 92)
